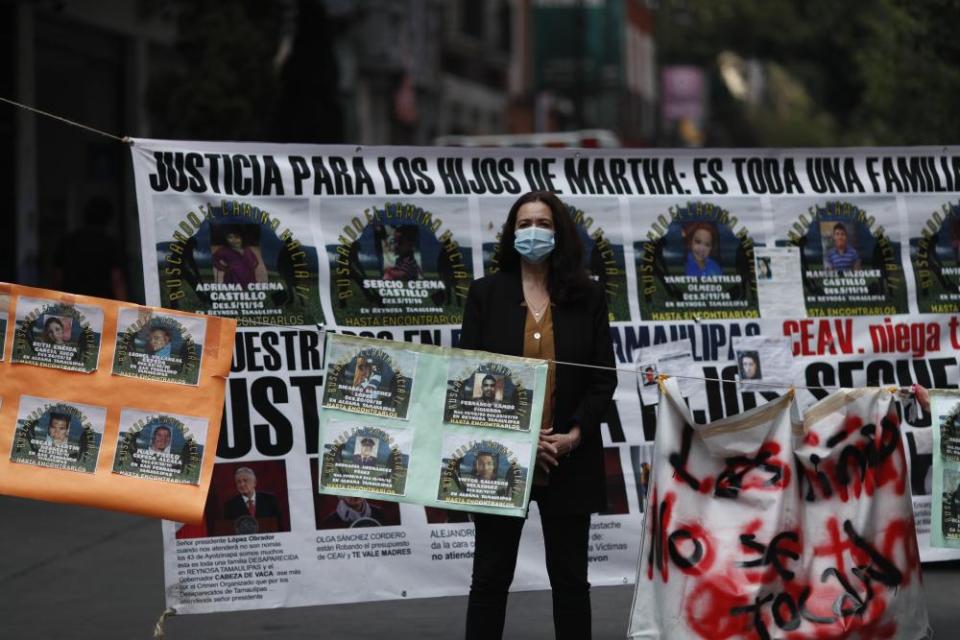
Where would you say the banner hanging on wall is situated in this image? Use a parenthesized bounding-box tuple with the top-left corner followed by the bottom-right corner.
(0, 282, 235, 522)
(130, 139, 960, 614)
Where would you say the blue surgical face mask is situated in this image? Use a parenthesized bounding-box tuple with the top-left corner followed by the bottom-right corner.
(514, 227, 555, 263)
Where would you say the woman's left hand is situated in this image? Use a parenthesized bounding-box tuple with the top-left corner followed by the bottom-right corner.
(913, 384, 930, 412)
(541, 425, 581, 460)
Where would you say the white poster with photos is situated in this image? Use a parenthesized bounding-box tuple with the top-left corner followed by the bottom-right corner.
(730, 336, 795, 390)
(634, 342, 691, 405)
(754, 246, 807, 317)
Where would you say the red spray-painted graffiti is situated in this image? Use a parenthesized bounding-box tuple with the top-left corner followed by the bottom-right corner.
(644, 404, 923, 639)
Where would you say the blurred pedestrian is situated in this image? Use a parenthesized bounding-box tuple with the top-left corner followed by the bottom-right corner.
(54, 196, 128, 300)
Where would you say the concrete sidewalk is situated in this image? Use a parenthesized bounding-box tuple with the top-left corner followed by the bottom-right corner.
(0, 496, 955, 639)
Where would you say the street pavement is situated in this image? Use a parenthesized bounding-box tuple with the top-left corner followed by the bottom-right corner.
(1, 495, 957, 639)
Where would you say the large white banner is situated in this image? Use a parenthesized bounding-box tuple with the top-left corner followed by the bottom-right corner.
(628, 381, 929, 639)
(130, 140, 960, 614)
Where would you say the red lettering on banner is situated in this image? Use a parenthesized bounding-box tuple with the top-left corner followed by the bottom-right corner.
(684, 576, 752, 639)
(783, 319, 854, 356)
(867, 317, 942, 358)
(814, 517, 857, 576)
(879, 518, 921, 584)
(715, 442, 791, 499)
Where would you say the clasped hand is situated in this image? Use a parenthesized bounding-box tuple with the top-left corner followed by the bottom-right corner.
(536, 425, 581, 474)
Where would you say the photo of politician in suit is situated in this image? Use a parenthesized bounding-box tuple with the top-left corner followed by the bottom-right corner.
(223, 466, 288, 531)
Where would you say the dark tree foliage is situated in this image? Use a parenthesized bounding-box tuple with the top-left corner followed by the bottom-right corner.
(656, 0, 960, 146)
(147, 0, 343, 142)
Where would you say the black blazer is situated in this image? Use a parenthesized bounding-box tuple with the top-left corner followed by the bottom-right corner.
(224, 491, 283, 524)
(458, 271, 617, 514)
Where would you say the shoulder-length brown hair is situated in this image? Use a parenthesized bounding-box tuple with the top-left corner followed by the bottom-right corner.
(496, 191, 592, 303)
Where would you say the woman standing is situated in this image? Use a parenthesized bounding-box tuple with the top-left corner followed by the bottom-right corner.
(459, 191, 617, 640)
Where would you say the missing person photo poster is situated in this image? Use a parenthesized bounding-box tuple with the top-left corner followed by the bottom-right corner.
(321, 334, 418, 420)
(319, 422, 411, 496)
(443, 357, 536, 431)
(323, 198, 473, 327)
(112, 308, 207, 385)
(632, 199, 761, 320)
(151, 197, 323, 326)
(908, 198, 960, 313)
(436, 432, 531, 510)
(773, 197, 908, 316)
(11, 296, 103, 373)
(730, 335, 795, 390)
(112, 409, 208, 485)
(480, 196, 631, 322)
(752, 246, 807, 317)
(10, 395, 105, 473)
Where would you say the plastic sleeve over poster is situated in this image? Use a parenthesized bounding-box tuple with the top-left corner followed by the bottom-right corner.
(128, 139, 960, 614)
(317, 333, 546, 517)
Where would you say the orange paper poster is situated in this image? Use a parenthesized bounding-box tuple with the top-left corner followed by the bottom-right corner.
(0, 283, 236, 523)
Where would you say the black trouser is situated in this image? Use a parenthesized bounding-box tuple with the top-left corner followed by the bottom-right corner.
(465, 511, 591, 640)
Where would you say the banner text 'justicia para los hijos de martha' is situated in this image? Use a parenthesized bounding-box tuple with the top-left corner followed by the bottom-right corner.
(131, 140, 960, 614)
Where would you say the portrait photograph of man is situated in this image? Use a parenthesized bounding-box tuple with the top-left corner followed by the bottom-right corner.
(144, 325, 173, 358)
(472, 450, 498, 481)
(640, 364, 657, 387)
(174, 461, 291, 539)
(147, 424, 173, 454)
(470, 373, 502, 402)
(350, 357, 382, 392)
(352, 436, 380, 466)
(221, 465, 289, 534)
(44, 412, 71, 447)
(822, 221, 862, 272)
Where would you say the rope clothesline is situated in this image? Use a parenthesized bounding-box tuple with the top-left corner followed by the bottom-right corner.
(241, 318, 906, 394)
(0, 95, 920, 397)
(0, 96, 130, 144)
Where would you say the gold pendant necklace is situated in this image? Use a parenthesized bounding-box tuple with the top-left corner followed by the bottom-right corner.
(527, 298, 548, 320)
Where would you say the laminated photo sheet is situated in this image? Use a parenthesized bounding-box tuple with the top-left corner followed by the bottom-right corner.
(317, 333, 547, 517)
(931, 390, 960, 548)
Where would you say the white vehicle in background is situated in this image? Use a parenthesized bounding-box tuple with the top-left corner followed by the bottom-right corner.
(434, 129, 621, 148)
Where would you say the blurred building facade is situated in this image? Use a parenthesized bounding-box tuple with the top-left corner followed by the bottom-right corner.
(2, 0, 658, 293)
(1, 0, 175, 300)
